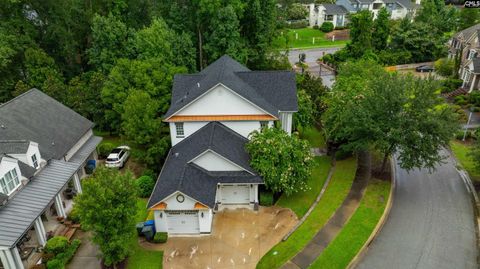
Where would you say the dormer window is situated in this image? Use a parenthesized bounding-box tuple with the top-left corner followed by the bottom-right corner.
(0, 169, 20, 195)
(31, 154, 38, 168)
(175, 123, 185, 138)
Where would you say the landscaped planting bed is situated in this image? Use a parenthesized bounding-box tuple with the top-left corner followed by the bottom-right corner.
(257, 158, 357, 269)
(309, 178, 391, 269)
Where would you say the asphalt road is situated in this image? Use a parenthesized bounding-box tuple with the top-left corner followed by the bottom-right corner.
(356, 150, 478, 269)
(287, 47, 342, 65)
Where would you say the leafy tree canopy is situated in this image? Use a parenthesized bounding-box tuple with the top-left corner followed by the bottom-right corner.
(74, 167, 138, 267)
(246, 127, 315, 195)
(323, 60, 458, 172)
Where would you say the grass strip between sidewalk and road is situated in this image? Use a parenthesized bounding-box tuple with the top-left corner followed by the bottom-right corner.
(450, 140, 480, 182)
(309, 178, 391, 269)
(256, 158, 358, 269)
(127, 199, 163, 269)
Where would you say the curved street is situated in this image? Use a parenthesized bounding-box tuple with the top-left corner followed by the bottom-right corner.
(357, 150, 478, 269)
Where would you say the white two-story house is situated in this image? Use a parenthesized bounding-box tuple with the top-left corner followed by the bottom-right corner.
(147, 55, 298, 235)
(0, 89, 101, 269)
(449, 24, 480, 92)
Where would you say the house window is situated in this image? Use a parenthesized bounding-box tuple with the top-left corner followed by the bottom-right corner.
(0, 169, 20, 195)
(324, 15, 334, 21)
(373, 3, 382, 9)
(469, 50, 476, 60)
(31, 154, 38, 168)
(175, 122, 184, 137)
(260, 121, 268, 129)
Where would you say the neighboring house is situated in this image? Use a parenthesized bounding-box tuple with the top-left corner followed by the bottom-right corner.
(307, 4, 348, 28)
(449, 24, 480, 92)
(0, 89, 101, 269)
(147, 55, 298, 235)
(306, 0, 419, 27)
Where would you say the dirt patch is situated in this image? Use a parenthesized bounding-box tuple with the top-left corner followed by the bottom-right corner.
(140, 206, 298, 269)
(325, 29, 350, 40)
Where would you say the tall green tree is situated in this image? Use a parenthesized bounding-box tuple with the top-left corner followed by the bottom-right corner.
(87, 13, 133, 73)
(294, 89, 315, 130)
(246, 127, 315, 195)
(459, 8, 480, 30)
(372, 8, 390, 52)
(346, 10, 374, 58)
(75, 167, 138, 267)
(204, 5, 247, 63)
(323, 60, 458, 172)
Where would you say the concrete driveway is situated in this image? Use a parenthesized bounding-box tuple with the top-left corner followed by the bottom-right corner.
(141, 206, 298, 269)
(356, 150, 478, 269)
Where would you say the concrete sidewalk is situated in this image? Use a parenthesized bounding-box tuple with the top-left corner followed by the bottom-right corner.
(282, 151, 371, 269)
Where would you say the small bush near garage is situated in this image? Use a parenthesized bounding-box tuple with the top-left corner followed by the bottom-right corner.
(153, 232, 168, 243)
(44, 237, 81, 269)
(97, 142, 115, 159)
(259, 191, 274, 206)
(136, 176, 155, 198)
(320, 22, 334, 33)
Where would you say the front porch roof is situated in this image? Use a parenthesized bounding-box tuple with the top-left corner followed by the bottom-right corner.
(68, 136, 102, 164)
(0, 160, 81, 248)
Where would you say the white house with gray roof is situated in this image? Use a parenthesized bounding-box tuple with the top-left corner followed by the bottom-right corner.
(147, 55, 297, 235)
(0, 89, 101, 269)
(449, 24, 480, 92)
(306, 0, 420, 27)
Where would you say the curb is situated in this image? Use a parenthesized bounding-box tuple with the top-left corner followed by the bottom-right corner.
(282, 158, 336, 241)
(346, 157, 396, 269)
(447, 148, 480, 266)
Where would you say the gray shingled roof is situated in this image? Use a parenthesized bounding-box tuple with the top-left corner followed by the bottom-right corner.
(68, 136, 102, 164)
(322, 4, 348, 15)
(148, 122, 263, 208)
(0, 89, 94, 161)
(396, 0, 415, 9)
(0, 141, 30, 155)
(454, 23, 480, 39)
(0, 160, 81, 247)
(164, 55, 297, 119)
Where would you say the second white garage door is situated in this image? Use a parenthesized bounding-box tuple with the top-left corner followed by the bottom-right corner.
(166, 210, 200, 234)
(220, 185, 250, 204)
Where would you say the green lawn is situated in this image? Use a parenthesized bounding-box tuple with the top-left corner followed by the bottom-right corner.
(257, 158, 358, 269)
(276, 156, 332, 218)
(274, 28, 348, 49)
(450, 140, 480, 182)
(309, 178, 391, 269)
(127, 199, 163, 269)
(300, 126, 326, 148)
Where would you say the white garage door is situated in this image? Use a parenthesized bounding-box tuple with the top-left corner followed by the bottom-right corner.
(166, 210, 200, 234)
(221, 185, 250, 204)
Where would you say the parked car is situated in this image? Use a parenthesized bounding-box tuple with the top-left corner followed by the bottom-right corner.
(105, 146, 130, 168)
(415, 65, 434, 73)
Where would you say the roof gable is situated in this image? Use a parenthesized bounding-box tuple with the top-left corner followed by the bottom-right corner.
(164, 55, 297, 119)
(189, 149, 250, 173)
(173, 83, 271, 117)
(0, 89, 94, 160)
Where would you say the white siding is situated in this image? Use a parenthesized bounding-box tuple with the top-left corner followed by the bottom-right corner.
(215, 184, 259, 205)
(64, 129, 93, 161)
(25, 142, 42, 168)
(279, 112, 293, 135)
(176, 84, 267, 116)
(163, 192, 197, 210)
(199, 209, 213, 233)
(170, 121, 273, 146)
(192, 151, 244, 171)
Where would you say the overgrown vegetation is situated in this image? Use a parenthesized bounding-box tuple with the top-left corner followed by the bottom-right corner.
(43, 236, 81, 269)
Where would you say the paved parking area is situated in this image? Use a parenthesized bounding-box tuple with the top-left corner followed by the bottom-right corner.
(141, 206, 298, 269)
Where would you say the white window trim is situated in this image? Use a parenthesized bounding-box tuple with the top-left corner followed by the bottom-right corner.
(175, 122, 185, 138)
(0, 169, 20, 195)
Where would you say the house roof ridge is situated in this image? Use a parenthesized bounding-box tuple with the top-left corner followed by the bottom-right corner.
(0, 88, 37, 108)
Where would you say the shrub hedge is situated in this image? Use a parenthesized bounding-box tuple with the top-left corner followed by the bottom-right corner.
(153, 232, 168, 243)
(320, 22, 334, 33)
(136, 175, 155, 198)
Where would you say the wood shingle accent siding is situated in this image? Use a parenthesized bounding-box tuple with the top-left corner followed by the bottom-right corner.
(165, 114, 277, 122)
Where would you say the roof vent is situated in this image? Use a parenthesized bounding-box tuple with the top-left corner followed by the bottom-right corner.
(174, 152, 179, 158)
(197, 82, 200, 88)
(0, 124, 5, 129)
(51, 141, 55, 146)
